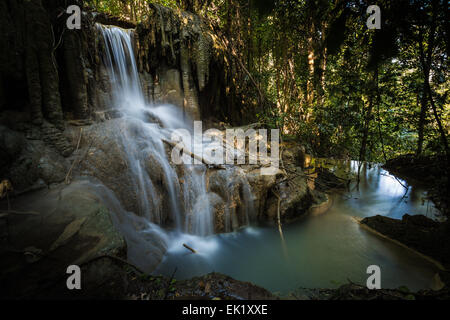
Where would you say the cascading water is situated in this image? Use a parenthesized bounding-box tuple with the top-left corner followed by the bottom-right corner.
(99, 25, 183, 230)
(96, 24, 255, 267)
(91, 25, 440, 292)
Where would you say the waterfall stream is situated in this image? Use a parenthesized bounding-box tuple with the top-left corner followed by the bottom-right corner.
(96, 24, 255, 267)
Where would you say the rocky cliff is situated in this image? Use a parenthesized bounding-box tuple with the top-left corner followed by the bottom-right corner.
(0, 1, 250, 191)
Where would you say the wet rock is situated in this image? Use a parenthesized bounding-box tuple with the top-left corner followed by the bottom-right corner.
(383, 154, 449, 217)
(207, 192, 226, 233)
(66, 120, 139, 214)
(207, 167, 254, 232)
(64, 119, 183, 228)
(245, 168, 277, 217)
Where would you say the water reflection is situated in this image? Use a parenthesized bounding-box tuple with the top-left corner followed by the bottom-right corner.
(154, 159, 441, 294)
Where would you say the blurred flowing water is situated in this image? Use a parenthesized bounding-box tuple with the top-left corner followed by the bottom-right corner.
(97, 25, 441, 293)
(97, 25, 254, 269)
(155, 161, 442, 293)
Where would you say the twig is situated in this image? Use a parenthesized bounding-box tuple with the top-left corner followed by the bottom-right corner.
(164, 267, 178, 300)
(183, 243, 196, 253)
(80, 254, 144, 275)
(0, 210, 40, 216)
(380, 173, 409, 190)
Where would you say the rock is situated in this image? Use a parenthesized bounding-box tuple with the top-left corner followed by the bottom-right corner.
(314, 166, 347, 192)
(0, 125, 26, 172)
(360, 214, 450, 269)
(245, 168, 277, 216)
(37, 150, 68, 184)
(264, 167, 316, 224)
(135, 3, 252, 125)
(207, 167, 255, 232)
(0, 179, 126, 298)
(0, 125, 71, 191)
(282, 142, 306, 168)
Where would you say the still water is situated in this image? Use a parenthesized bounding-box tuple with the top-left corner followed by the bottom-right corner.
(154, 161, 441, 293)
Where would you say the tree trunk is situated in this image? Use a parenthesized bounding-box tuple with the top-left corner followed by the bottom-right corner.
(416, 91, 427, 155)
(418, 8, 450, 159)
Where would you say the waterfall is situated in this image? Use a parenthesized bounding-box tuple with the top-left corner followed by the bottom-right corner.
(96, 24, 255, 268)
(97, 24, 218, 237)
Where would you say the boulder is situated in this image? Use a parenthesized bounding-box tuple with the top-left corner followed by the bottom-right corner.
(0, 125, 70, 192)
(0, 179, 126, 298)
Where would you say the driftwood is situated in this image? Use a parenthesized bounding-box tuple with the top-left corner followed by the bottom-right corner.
(162, 139, 225, 168)
(183, 243, 196, 253)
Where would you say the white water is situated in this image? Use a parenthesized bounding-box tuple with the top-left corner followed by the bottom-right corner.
(97, 25, 255, 269)
(155, 162, 442, 294)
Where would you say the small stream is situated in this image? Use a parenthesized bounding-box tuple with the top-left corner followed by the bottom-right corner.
(154, 160, 442, 294)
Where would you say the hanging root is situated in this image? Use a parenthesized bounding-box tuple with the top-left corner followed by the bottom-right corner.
(272, 189, 288, 258)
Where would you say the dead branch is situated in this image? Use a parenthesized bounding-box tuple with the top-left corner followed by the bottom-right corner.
(0, 210, 40, 217)
(80, 254, 144, 275)
(183, 243, 196, 253)
(162, 139, 225, 168)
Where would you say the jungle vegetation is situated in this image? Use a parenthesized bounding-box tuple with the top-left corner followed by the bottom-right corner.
(85, 0, 449, 162)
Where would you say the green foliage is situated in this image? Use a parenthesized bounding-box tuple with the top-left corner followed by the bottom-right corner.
(89, 0, 449, 162)
(85, 0, 177, 22)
